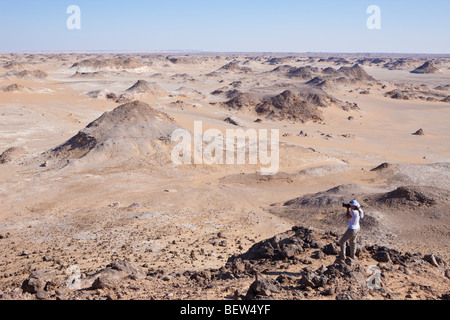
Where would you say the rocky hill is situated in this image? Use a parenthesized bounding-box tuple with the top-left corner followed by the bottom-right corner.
(42, 101, 181, 166)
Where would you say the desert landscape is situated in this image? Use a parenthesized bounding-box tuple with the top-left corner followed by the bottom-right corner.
(0, 52, 449, 301)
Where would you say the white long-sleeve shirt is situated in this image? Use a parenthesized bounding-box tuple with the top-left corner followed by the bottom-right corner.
(348, 209, 364, 230)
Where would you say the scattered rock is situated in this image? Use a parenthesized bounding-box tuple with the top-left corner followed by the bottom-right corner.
(311, 250, 325, 260)
(413, 128, 424, 136)
(423, 254, 446, 269)
(245, 274, 281, 300)
(107, 260, 145, 278)
(373, 251, 392, 263)
(336, 292, 353, 300)
(299, 271, 327, 289)
(322, 242, 339, 255)
(109, 201, 121, 207)
(445, 269, 450, 279)
(35, 290, 50, 300)
(0, 147, 27, 164)
(224, 116, 240, 126)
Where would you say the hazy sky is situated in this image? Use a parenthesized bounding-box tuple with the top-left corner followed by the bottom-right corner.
(0, 0, 449, 53)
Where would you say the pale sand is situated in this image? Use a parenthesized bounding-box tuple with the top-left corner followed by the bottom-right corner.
(0, 53, 449, 299)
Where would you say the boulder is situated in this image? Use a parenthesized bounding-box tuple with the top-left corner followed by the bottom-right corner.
(91, 269, 123, 290)
(423, 254, 446, 268)
(373, 251, 392, 263)
(322, 242, 339, 255)
(245, 275, 281, 300)
(91, 260, 145, 289)
(299, 272, 327, 288)
(281, 243, 304, 259)
(107, 260, 145, 278)
(413, 128, 424, 136)
(22, 270, 57, 294)
(336, 293, 353, 300)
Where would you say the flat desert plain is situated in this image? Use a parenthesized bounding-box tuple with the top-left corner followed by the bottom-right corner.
(0, 53, 449, 300)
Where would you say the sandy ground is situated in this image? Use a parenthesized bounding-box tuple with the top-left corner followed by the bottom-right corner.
(0, 53, 449, 300)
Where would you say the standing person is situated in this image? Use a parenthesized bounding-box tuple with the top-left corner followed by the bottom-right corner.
(338, 200, 364, 260)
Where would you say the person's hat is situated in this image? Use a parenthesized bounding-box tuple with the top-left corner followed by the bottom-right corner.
(349, 200, 361, 208)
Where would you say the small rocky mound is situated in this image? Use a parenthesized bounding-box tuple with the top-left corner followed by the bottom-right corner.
(299, 88, 340, 107)
(223, 116, 240, 126)
(112, 80, 166, 103)
(230, 226, 319, 262)
(286, 66, 319, 79)
(17, 70, 48, 79)
(383, 59, 416, 70)
(85, 89, 113, 100)
(385, 89, 415, 100)
(369, 162, 450, 190)
(280, 64, 375, 85)
(218, 61, 252, 73)
(282, 184, 365, 208)
(255, 90, 324, 122)
(411, 61, 440, 74)
(2, 61, 27, 69)
(434, 84, 450, 91)
(71, 57, 146, 71)
(337, 64, 376, 81)
(221, 92, 260, 110)
(0, 147, 27, 164)
(167, 100, 197, 110)
(71, 71, 107, 78)
(244, 88, 343, 123)
(265, 56, 296, 65)
(2, 83, 32, 93)
(17, 260, 146, 299)
(126, 80, 164, 94)
(166, 56, 204, 65)
(2, 70, 48, 80)
(125, 80, 165, 95)
(319, 57, 351, 65)
(370, 162, 397, 172)
(370, 186, 450, 209)
(267, 65, 294, 74)
(355, 58, 386, 66)
(385, 89, 447, 102)
(305, 77, 333, 89)
(267, 184, 386, 236)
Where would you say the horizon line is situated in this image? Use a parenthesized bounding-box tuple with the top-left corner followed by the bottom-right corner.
(1, 50, 450, 57)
